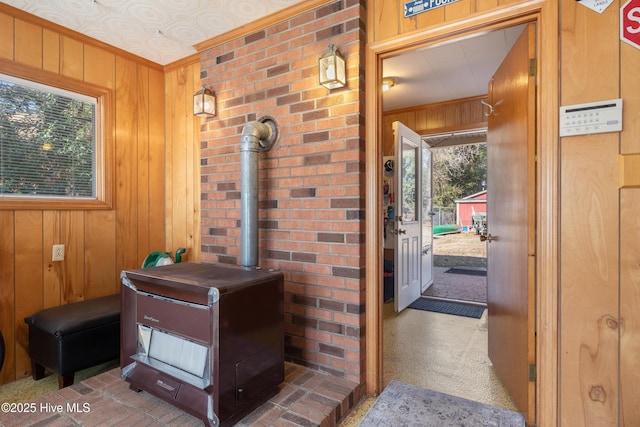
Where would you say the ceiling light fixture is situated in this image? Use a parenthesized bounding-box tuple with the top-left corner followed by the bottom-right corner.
(319, 44, 346, 90)
(382, 77, 396, 92)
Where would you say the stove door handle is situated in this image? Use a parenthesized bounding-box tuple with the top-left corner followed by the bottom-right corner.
(156, 379, 176, 393)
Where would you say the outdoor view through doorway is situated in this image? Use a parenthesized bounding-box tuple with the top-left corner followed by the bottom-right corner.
(380, 21, 533, 421)
(424, 143, 487, 306)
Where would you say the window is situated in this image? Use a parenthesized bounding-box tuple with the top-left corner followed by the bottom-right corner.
(0, 64, 112, 210)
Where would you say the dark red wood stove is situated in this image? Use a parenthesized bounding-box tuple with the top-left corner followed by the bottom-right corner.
(120, 262, 284, 426)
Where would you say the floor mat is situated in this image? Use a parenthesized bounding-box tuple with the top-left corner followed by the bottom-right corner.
(408, 298, 485, 319)
(445, 267, 487, 276)
(359, 380, 524, 426)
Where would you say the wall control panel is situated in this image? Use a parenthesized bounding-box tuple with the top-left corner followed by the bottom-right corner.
(560, 98, 622, 137)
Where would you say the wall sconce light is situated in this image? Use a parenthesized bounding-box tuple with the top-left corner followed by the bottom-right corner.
(319, 44, 346, 90)
(193, 85, 216, 117)
(382, 77, 396, 92)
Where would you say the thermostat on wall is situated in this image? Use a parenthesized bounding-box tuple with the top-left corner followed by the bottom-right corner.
(560, 98, 622, 137)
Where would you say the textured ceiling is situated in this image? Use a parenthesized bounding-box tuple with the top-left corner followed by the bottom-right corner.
(1, 0, 303, 65)
(382, 24, 526, 111)
(2, 1, 525, 113)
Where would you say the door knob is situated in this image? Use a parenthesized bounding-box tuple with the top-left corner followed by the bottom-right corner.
(395, 228, 406, 235)
(480, 233, 497, 242)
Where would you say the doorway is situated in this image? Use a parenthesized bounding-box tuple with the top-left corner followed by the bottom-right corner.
(368, 13, 536, 427)
(423, 143, 488, 305)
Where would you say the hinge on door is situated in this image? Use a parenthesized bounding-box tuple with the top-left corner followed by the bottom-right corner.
(529, 363, 536, 382)
(529, 58, 537, 77)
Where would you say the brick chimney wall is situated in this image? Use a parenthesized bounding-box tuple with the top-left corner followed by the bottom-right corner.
(199, 0, 366, 384)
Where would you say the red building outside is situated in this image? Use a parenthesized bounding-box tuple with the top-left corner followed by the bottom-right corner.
(455, 190, 487, 231)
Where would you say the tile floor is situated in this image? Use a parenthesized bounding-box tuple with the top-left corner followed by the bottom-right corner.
(339, 271, 516, 426)
(382, 302, 515, 410)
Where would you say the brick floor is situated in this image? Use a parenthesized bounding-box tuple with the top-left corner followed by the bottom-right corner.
(423, 266, 487, 304)
(0, 363, 362, 427)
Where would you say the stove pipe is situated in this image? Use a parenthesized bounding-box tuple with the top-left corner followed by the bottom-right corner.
(240, 117, 278, 268)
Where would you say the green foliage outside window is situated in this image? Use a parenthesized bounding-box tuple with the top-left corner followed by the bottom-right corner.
(433, 144, 487, 207)
(0, 75, 96, 198)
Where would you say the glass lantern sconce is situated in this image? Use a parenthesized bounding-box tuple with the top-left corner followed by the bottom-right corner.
(193, 85, 216, 117)
(381, 77, 396, 92)
(319, 44, 346, 90)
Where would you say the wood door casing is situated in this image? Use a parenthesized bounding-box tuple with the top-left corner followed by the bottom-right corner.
(486, 23, 536, 426)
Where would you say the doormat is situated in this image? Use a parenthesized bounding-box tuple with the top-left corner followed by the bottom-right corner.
(359, 380, 524, 426)
(408, 298, 485, 319)
(445, 267, 487, 276)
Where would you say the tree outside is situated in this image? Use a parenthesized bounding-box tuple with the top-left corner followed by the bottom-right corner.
(0, 79, 95, 197)
(432, 143, 487, 209)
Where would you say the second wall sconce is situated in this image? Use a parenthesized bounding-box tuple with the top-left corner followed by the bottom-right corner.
(319, 44, 346, 90)
(193, 85, 216, 117)
(382, 77, 396, 92)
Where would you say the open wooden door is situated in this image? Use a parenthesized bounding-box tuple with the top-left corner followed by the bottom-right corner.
(486, 23, 536, 425)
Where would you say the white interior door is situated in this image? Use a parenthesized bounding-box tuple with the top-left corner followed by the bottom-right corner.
(393, 121, 422, 312)
(421, 140, 433, 292)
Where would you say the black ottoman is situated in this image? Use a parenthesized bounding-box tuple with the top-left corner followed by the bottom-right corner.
(24, 294, 120, 388)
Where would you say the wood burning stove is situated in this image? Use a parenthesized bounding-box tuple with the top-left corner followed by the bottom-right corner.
(120, 262, 284, 427)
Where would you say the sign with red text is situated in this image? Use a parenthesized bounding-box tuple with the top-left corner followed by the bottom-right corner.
(622, 0, 640, 49)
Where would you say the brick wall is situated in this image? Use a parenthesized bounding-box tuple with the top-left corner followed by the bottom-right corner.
(199, 0, 366, 384)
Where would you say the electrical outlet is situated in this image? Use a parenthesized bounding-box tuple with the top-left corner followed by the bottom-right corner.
(52, 244, 65, 262)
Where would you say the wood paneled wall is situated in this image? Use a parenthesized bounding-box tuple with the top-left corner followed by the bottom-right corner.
(163, 60, 202, 264)
(560, 1, 639, 425)
(367, 0, 522, 44)
(382, 96, 487, 154)
(0, 6, 166, 384)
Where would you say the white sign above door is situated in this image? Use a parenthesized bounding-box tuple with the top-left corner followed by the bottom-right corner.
(577, 0, 615, 14)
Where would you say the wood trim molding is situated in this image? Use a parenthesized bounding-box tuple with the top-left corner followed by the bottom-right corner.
(194, 0, 335, 53)
(383, 94, 487, 116)
(163, 53, 200, 73)
(619, 153, 640, 188)
(367, 1, 546, 55)
(536, 3, 559, 425)
(416, 122, 488, 137)
(365, 41, 383, 395)
(0, 3, 163, 70)
(0, 57, 115, 211)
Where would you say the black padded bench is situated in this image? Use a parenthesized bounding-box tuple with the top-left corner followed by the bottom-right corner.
(24, 294, 120, 389)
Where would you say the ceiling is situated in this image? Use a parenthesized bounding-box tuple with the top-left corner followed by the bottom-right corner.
(2, 1, 524, 113)
(383, 24, 526, 111)
(0, 0, 303, 65)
